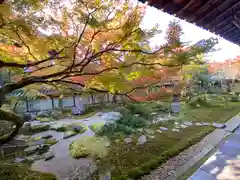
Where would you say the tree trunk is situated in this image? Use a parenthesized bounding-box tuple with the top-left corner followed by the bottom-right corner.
(0, 109, 24, 146)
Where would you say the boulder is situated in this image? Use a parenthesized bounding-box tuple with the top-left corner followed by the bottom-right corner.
(72, 125, 84, 132)
(37, 144, 50, 155)
(37, 111, 50, 117)
(24, 146, 39, 156)
(137, 135, 147, 145)
(41, 134, 53, 139)
(101, 112, 122, 121)
(44, 152, 55, 161)
(124, 137, 132, 144)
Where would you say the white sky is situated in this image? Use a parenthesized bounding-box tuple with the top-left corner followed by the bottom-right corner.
(142, 5, 240, 62)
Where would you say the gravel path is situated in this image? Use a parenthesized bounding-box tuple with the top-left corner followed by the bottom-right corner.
(30, 114, 110, 180)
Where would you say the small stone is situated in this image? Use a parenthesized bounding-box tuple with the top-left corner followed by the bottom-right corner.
(172, 128, 180, 132)
(159, 127, 168, 131)
(202, 122, 210, 126)
(124, 137, 132, 144)
(180, 124, 187, 128)
(42, 135, 53, 139)
(183, 122, 193, 126)
(134, 114, 140, 117)
(212, 123, 226, 129)
(157, 130, 162, 133)
(196, 122, 202, 126)
(44, 152, 55, 161)
(14, 157, 26, 163)
(137, 135, 147, 145)
(196, 104, 200, 107)
(147, 135, 155, 139)
(145, 129, 154, 134)
(137, 128, 144, 132)
(174, 122, 180, 126)
(114, 139, 120, 143)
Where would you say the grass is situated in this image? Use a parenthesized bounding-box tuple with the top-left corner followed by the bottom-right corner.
(69, 136, 110, 159)
(94, 100, 240, 180)
(0, 163, 56, 180)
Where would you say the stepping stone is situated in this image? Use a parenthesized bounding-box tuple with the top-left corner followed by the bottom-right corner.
(137, 135, 147, 145)
(212, 123, 226, 129)
(124, 137, 132, 144)
(24, 146, 39, 156)
(183, 122, 193, 126)
(157, 130, 162, 133)
(147, 135, 155, 139)
(145, 129, 154, 134)
(159, 127, 168, 131)
(196, 122, 202, 126)
(172, 128, 180, 132)
(202, 122, 210, 126)
(114, 139, 120, 143)
(42, 135, 53, 139)
(44, 152, 55, 161)
(14, 157, 26, 163)
(180, 124, 187, 128)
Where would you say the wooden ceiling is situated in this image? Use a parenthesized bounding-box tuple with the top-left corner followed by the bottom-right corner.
(139, 0, 240, 45)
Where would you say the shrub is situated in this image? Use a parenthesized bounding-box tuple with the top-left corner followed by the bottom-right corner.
(89, 122, 105, 133)
(36, 117, 53, 122)
(125, 103, 152, 118)
(69, 136, 109, 159)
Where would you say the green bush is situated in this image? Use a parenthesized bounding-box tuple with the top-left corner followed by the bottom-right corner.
(125, 103, 152, 118)
(89, 122, 105, 133)
(69, 136, 109, 159)
(0, 163, 56, 180)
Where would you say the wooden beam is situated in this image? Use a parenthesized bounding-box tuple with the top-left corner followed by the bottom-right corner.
(233, 20, 240, 29)
(176, 0, 195, 16)
(195, 0, 228, 23)
(190, 0, 218, 21)
(206, 1, 240, 29)
(210, 16, 233, 31)
(227, 33, 240, 40)
(221, 26, 237, 36)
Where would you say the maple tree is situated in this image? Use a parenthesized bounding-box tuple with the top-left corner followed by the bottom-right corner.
(0, 0, 217, 145)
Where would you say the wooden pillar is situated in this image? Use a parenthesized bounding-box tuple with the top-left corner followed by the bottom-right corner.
(73, 94, 76, 107)
(26, 99, 29, 112)
(51, 96, 54, 109)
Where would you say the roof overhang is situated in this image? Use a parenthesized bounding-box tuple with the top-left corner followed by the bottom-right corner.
(139, 0, 240, 45)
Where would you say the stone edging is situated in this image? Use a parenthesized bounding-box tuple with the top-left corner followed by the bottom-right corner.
(140, 113, 240, 180)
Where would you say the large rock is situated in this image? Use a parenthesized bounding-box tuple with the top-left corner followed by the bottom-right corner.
(44, 152, 55, 161)
(37, 144, 50, 155)
(137, 135, 147, 145)
(159, 127, 168, 131)
(24, 146, 39, 156)
(101, 112, 122, 121)
(37, 111, 50, 118)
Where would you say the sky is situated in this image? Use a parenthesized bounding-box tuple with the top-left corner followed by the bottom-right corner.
(141, 5, 240, 62)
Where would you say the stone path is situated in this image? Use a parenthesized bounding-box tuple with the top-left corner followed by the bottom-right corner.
(189, 124, 240, 180)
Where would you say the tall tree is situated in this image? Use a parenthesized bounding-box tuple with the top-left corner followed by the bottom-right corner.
(0, 0, 217, 145)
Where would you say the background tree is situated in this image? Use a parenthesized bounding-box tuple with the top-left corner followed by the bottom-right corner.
(0, 0, 217, 145)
